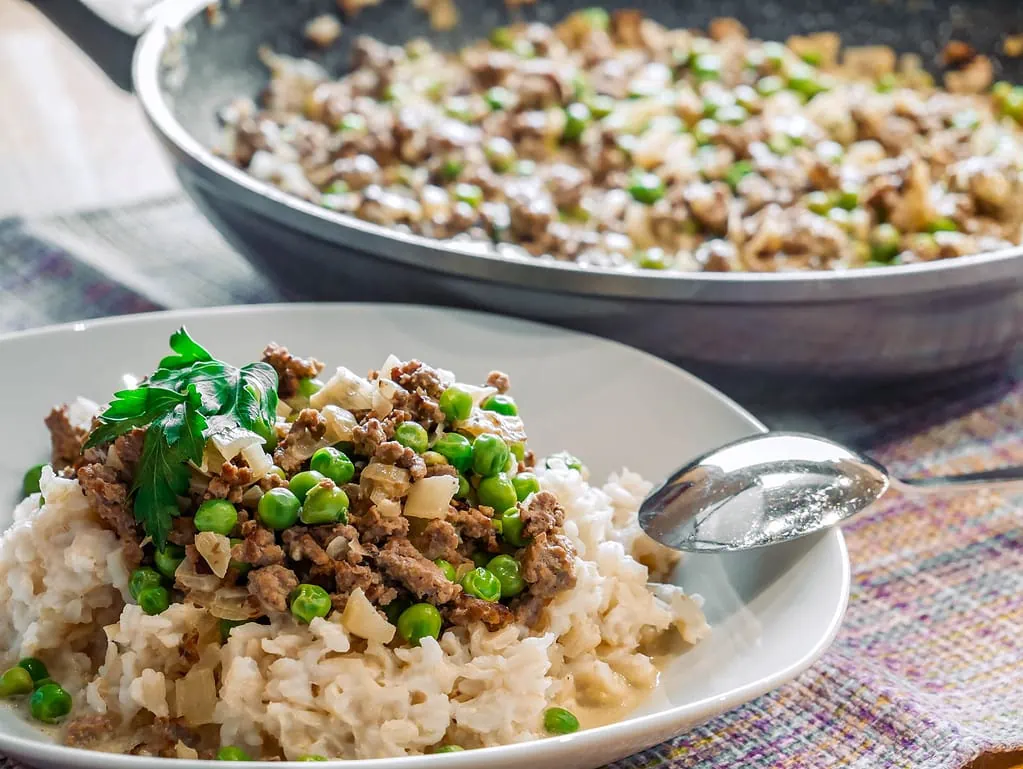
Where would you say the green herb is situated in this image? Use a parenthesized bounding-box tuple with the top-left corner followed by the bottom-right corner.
(85, 328, 279, 549)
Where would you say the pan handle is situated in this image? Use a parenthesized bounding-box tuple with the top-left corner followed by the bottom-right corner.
(28, 0, 158, 92)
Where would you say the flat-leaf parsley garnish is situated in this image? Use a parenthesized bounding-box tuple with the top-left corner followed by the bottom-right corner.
(85, 328, 279, 549)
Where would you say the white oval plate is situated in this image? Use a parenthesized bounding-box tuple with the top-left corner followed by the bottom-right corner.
(0, 304, 848, 769)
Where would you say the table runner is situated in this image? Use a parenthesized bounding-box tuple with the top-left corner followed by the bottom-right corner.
(1, 197, 1021, 767)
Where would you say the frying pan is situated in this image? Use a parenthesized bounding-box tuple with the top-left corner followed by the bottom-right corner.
(133, 0, 1023, 386)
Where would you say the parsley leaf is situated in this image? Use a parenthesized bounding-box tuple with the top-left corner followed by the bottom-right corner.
(87, 328, 278, 549)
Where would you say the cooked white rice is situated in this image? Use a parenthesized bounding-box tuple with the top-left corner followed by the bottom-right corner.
(0, 458, 708, 758)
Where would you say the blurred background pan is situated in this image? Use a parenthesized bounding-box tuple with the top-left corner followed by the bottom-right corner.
(132, 0, 1023, 392)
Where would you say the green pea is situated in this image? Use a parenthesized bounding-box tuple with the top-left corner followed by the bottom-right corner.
(692, 118, 719, 145)
(876, 73, 897, 93)
(805, 191, 832, 216)
(32, 677, 55, 691)
(297, 378, 324, 398)
(138, 586, 170, 616)
(434, 433, 473, 472)
(434, 559, 457, 581)
(129, 567, 165, 601)
(787, 65, 828, 98)
(454, 183, 484, 209)
(298, 756, 328, 761)
(472, 434, 510, 477)
(800, 49, 823, 66)
(1001, 87, 1023, 122)
(397, 603, 443, 645)
(724, 161, 754, 191)
(337, 114, 367, 133)
(636, 248, 671, 270)
(512, 472, 541, 501)
(384, 597, 412, 626)
(290, 584, 332, 624)
(310, 446, 356, 485)
(586, 94, 615, 119)
(194, 499, 238, 536)
(546, 451, 583, 472)
(756, 75, 785, 97)
(562, 103, 591, 142)
(435, 745, 464, 753)
(22, 464, 44, 497)
(579, 6, 609, 30)
(484, 137, 517, 172)
(767, 133, 793, 155)
(394, 422, 430, 454)
(0, 667, 34, 698)
(626, 170, 665, 204)
(289, 470, 326, 502)
(509, 442, 526, 463)
(691, 53, 721, 80)
(870, 223, 902, 263)
(154, 545, 185, 579)
(472, 550, 491, 568)
(17, 658, 48, 683)
(422, 451, 448, 467)
(478, 473, 517, 513)
(219, 618, 248, 641)
(216, 746, 252, 761)
(834, 189, 859, 211)
(486, 554, 525, 598)
(29, 683, 72, 724)
(455, 474, 470, 499)
(485, 86, 516, 111)
(441, 157, 464, 180)
(301, 483, 350, 525)
(927, 217, 958, 233)
(439, 385, 473, 422)
(460, 567, 502, 602)
(255, 487, 300, 531)
(499, 508, 527, 547)
(481, 394, 518, 416)
(489, 26, 515, 50)
(543, 707, 580, 735)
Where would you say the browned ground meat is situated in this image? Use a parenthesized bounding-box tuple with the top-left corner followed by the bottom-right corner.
(128, 718, 199, 757)
(76, 463, 144, 569)
(44, 405, 87, 469)
(222, 12, 1023, 272)
(207, 458, 257, 503)
(273, 408, 327, 473)
(64, 713, 118, 748)
(234, 520, 285, 567)
(247, 564, 300, 613)
(262, 343, 325, 399)
(445, 592, 515, 630)
(520, 532, 577, 599)
(350, 504, 410, 544)
(410, 519, 463, 561)
(519, 490, 564, 538)
(485, 371, 511, 393)
(351, 417, 388, 458)
(375, 538, 462, 604)
(111, 429, 146, 480)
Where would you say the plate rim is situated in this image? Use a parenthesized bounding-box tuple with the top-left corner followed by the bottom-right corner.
(0, 303, 850, 767)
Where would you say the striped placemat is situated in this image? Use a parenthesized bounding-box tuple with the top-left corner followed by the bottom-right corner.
(2, 196, 1022, 767)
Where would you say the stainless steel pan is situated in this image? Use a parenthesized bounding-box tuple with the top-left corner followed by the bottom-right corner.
(133, 0, 1023, 386)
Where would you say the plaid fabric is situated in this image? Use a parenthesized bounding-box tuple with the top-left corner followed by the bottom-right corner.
(1, 197, 1021, 767)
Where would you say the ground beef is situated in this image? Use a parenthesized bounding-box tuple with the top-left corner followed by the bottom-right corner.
(373, 442, 426, 481)
(168, 516, 197, 547)
(375, 538, 461, 603)
(448, 504, 498, 547)
(425, 463, 459, 478)
(444, 592, 514, 630)
(233, 520, 285, 567)
(128, 719, 199, 758)
(64, 713, 118, 748)
(390, 360, 446, 400)
(273, 408, 327, 473)
(281, 529, 331, 567)
(206, 458, 256, 503)
(247, 564, 299, 613)
(76, 463, 143, 569)
(519, 490, 564, 538)
(351, 417, 388, 458)
(520, 532, 576, 599)
(410, 519, 462, 561)
(261, 343, 325, 399)
(111, 429, 145, 481)
(331, 559, 397, 610)
(44, 405, 87, 469)
(484, 371, 510, 393)
(350, 504, 410, 544)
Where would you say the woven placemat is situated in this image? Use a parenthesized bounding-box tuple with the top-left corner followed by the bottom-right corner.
(2, 196, 1022, 767)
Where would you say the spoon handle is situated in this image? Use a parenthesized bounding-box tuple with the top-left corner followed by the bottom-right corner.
(893, 466, 1023, 494)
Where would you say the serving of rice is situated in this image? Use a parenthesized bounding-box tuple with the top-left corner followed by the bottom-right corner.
(0, 446, 707, 758)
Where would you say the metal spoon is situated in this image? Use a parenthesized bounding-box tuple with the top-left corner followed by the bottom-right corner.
(638, 431, 1023, 553)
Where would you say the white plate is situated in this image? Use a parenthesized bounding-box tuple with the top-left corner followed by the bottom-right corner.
(0, 304, 849, 769)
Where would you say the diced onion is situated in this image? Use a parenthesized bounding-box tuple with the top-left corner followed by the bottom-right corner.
(458, 409, 527, 443)
(341, 588, 396, 643)
(378, 354, 402, 380)
(209, 586, 264, 621)
(210, 426, 265, 464)
(240, 444, 273, 481)
(174, 557, 222, 594)
(403, 475, 458, 519)
(455, 383, 497, 409)
(374, 497, 403, 518)
(311, 366, 376, 410)
(360, 463, 411, 499)
(175, 668, 217, 727)
(322, 405, 358, 443)
(276, 400, 293, 418)
(195, 532, 232, 578)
